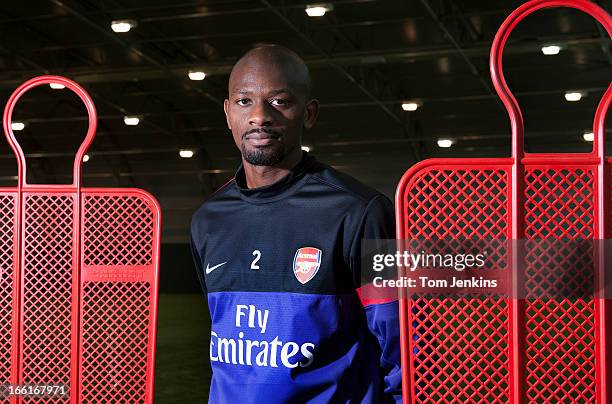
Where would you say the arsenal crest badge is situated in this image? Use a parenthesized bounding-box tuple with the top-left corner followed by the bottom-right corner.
(293, 247, 322, 284)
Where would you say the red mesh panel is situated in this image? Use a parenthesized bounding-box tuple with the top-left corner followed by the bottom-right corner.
(523, 168, 596, 402)
(79, 191, 158, 403)
(405, 169, 508, 239)
(21, 194, 74, 403)
(524, 169, 594, 239)
(83, 196, 154, 266)
(409, 298, 509, 403)
(402, 166, 511, 403)
(0, 194, 15, 403)
(396, 3, 611, 402)
(80, 282, 151, 403)
(0, 76, 161, 403)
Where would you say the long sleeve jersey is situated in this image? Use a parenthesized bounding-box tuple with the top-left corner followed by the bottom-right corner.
(190, 152, 402, 403)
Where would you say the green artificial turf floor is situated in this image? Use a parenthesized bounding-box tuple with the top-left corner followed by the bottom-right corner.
(154, 294, 211, 403)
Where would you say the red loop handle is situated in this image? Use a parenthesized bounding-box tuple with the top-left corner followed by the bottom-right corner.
(2, 75, 97, 188)
(490, 0, 612, 158)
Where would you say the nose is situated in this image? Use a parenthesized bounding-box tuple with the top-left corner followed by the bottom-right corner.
(249, 101, 273, 127)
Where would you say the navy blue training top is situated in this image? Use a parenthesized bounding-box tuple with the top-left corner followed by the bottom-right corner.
(190, 152, 401, 403)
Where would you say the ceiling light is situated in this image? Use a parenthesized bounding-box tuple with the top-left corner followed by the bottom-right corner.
(401, 101, 419, 111)
(123, 115, 140, 126)
(188, 71, 207, 81)
(82, 154, 90, 162)
(301, 146, 311, 152)
(179, 149, 194, 158)
(564, 91, 584, 102)
(583, 131, 594, 142)
(305, 4, 333, 17)
(11, 122, 25, 131)
(437, 139, 453, 148)
(541, 45, 561, 55)
(111, 20, 136, 33)
(49, 83, 65, 90)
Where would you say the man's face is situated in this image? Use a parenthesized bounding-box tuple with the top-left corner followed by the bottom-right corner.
(224, 60, 316, 166)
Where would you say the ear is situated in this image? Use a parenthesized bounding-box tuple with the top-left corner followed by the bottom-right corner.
(223, 99, 232, 130)
(303, 99, 319, 129)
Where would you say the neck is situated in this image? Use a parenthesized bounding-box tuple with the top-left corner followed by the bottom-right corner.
(243, 149, 303, 189)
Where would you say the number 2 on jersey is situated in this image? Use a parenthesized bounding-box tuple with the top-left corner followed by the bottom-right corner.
(251, 250, 261, 270)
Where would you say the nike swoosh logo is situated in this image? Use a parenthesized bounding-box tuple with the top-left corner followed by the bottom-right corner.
(205, 261, 227, 275)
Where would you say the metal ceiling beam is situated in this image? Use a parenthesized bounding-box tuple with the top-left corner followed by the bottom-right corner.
(260, 0, 401, 124)
(418, 0, 503, 110)
(11, 126, 227, 140)
(25, 29, 285, 54)
(97, 80, 609, 100)
(39, 4, 223, 164)
(48, 0, 229, 193)
(139, 0, 378, 23)
(138, 9, 511, 28)
(595, 24, 612, 66)
(2, 10, 147, 187)
(0, 2, 514, 25)
(1, 5, 197, 186)
(0, 43, 67, 183)
(0, 9, 216, 189)
(0, 0, 380, 24)
(259, 0, 428, 160)
(10, 86, 606, 129)
(49, 0, 223, 106)
(0, 34, 604, 88)
(22, 11, 521, 54)
(310, 129, 612, 146)
(593, 1, 612, 66)
(0, 43, 59, 182)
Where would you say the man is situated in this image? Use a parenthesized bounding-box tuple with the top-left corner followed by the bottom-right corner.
(190, 44, 401, 403)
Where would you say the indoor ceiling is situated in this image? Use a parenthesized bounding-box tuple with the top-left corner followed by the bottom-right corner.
(0, 0, 610, 241)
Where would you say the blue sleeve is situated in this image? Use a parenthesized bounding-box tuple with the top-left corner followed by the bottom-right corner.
(349, 195, 402, 402)
(365, 301, 402, 403)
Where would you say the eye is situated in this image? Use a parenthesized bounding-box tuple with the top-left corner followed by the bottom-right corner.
(270, 98, 288, 106)
(236, 98, 250, 106)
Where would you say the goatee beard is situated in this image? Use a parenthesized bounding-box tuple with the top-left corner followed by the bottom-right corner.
(241, 143, 284, 166)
